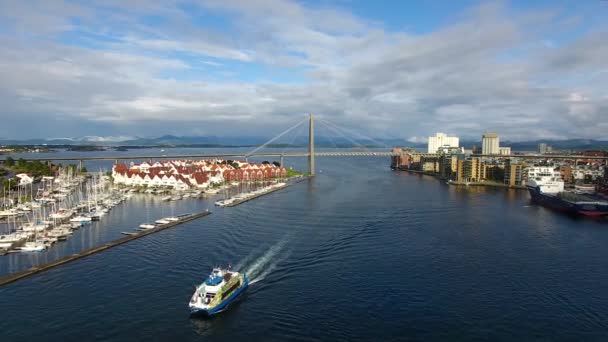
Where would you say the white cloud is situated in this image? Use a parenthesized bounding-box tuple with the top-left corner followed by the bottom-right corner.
(0, 0, 606, 140)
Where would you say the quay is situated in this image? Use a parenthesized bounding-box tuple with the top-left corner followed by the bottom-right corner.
(400, 169, 527, 190)
(224, 176, 308, 207)
(0, 210, 211, 287)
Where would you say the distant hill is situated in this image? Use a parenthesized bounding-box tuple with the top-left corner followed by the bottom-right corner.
(459, 139, 608, 152)
(0, 135, 607, 151)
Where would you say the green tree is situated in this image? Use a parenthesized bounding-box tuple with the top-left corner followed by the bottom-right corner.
(16, 158, 26, 168)
(5, 157, 14, 167)
(81, 166, 88, 173)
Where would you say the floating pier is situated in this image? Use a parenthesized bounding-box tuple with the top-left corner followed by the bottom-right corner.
(226, 184, 289, 207)
(225, 176, 308, 207)
(0, 210, 211, 287)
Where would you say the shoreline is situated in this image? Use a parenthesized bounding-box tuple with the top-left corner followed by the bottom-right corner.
(397, 168, 527, 190)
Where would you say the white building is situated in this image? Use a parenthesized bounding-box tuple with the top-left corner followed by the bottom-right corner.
(15, 173, 33, 185)
(499, 147, 511, 155)
(437, 146, 464, 155)
(428, 133, 459, 154)
(482, 133, 500, 155)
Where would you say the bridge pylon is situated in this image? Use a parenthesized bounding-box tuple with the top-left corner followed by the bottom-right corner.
(309, 113, 315, 176)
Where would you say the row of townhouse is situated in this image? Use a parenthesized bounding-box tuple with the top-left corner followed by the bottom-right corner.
(112, 160, 288, 190)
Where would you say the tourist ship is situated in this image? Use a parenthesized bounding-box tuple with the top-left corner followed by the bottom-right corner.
(527, 167, 608, 217)
(189, 266, 248, 316)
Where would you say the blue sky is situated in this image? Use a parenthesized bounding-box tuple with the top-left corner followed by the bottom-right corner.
(0, 0, 607, 141)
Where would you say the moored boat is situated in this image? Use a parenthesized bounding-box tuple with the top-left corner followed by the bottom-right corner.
(527, 167, 608, 217)
(19, 241, 47, 252)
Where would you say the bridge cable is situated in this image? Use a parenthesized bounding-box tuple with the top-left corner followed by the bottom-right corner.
(317, 120, 371, 151)
(320, 118, 390, 149)
(281, 121, 306, 155)
(245, 117, 308, 157)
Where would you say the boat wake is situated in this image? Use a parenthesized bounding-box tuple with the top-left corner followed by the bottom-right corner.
(238, 237, 291, 285)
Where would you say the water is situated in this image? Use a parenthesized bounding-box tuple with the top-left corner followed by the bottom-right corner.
(1, 149, 608, 341)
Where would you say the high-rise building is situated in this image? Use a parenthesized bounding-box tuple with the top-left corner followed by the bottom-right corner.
(538, 143, 549, 154)
(427, 133, 459, 154)
(482, 133, 500, 155)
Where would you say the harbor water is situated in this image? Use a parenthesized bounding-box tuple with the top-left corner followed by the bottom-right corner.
(1, 148, 608, 341)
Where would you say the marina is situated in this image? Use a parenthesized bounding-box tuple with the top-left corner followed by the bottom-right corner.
(0, 211, 210, 286)
(0, 169, 133, 255)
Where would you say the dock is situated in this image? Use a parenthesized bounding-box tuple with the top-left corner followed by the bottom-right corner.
(0, 210, 211, 287)
(226, 176, 308, 207)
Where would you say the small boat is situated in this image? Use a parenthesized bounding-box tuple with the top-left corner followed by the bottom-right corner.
(139, 223, 156, 229)
(165, 217, 179, 222)
(19, 241, 47, 252)
(155, 219, 170, 224)
(70, 216, 92, 223)
(0, 209, 21, 217)
(189, 266, 248, 316)
(161, 196, 172, 201)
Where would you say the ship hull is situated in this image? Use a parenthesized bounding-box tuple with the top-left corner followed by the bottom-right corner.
(528, 186, 608, 217)
(189, 278, 249, 316)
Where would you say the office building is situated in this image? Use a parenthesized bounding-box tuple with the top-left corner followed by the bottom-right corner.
(538, 143, 548, 154)
(428, 133, 459, 154)
(482, 133, 500, 155)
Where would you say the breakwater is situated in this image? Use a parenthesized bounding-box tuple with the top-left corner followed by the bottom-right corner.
(0, 210, 211, 286)
(224, 176, 308, 207)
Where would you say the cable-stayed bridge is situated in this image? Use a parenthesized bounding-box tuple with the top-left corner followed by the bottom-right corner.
(1, 114, 607, 175)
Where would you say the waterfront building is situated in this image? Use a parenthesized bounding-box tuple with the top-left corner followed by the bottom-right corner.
(15, 173, 34, 185)
(112, 159, 287, 189)
(481, 164, 505, 182)
(456, 158, 481, 183)
(390, 148, 411, 169)
(573, 167, 604, 181)
(504, 160, 526, 186)
(499, 147, 511, 155)
(428, 133, 459, 154)
(559, 165, 573, 183)
(439, 155, 456, 179)
(482, 133, 500, 155)
(421, 155, 440, 173)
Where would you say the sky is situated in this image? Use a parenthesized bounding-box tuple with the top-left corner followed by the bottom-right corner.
(0, 0, 607, 142)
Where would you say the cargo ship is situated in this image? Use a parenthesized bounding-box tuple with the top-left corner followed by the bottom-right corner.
(527, 167, 608, 217)
(189, 266, 248, 316)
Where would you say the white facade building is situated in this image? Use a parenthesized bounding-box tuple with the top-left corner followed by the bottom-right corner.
(499, 147, 511, 155)
(428, 133, 459, 154)
(15, 173, 33, 185)
(482, 133, 500, 155)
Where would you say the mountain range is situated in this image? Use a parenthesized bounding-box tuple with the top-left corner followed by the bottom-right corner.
(0, 135, 607, 151)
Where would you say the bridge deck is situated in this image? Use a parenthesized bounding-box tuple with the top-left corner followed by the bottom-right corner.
(0, 152, 606, 162)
